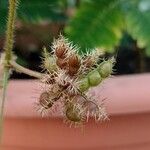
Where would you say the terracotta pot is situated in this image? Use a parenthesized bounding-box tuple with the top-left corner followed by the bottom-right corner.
(1, 74, 150, 150)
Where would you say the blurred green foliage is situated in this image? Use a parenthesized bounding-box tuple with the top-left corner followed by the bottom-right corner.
(0, 0, 150, 55)
(66, 0, 150, 55)
(66, 0, 124, 53)
(0, 0, 67, 34)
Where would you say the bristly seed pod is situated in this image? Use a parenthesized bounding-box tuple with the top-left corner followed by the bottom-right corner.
(68, 66, 79, 76)
(38, 35, 115, 126)
(39, 91, 53, 109)
(88, 70, 102, 86)
(78, 58, 114, 92)
(98, 58, 114, 78)
(56, 58, 68, 69)
(68, 54, 81, 76)
(55, 44, 68, 59)
(79, 69, 102, 92)
(68, 54, 80, 68)
(65, 101, 85, 123)
(79, 77, 89, 92)
(42, 47, 57, 72)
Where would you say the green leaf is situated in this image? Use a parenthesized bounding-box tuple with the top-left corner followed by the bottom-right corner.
(65, 0, 124, 53)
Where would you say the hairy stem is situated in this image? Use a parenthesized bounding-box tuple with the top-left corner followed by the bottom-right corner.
(0, 0, 18, 141)
(10, 60, 43, 79)
(4, 0, 18, 64)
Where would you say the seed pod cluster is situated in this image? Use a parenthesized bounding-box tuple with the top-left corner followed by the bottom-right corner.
(37, 35, 115, 127)
(55, 54, 81, 76)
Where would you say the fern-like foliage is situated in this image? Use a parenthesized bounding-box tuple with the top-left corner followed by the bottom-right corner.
(0, 0, 67, 35)
(65, 0, 150, 54)
(65, 0, 124, 53)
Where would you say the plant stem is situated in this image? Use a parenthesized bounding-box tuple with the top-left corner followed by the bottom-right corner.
(4, 0, 18, 64)
(0, 68, 9, 142)
(10, 60, 43, 78)
(0, 0, 18, 142)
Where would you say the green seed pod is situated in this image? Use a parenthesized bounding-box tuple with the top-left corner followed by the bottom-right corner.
(66, 106, 82, 122)
(42, 47, 57, 71)
(98, 59, 114, 78)
(88, 70, 102, 86)
(79, 77, 90, 92)
(65, 102, 84, 123)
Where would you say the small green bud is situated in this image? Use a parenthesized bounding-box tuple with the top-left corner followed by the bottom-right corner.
(79, 77, 89, 92)
(42, 47, 57, 71)
(98, 59, 114, 78)
(44, 56, 57, 71)
(88, 70, 102, 86)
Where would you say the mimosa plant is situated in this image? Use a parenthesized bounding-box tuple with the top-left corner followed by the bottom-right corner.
(0, 0, 115, 140)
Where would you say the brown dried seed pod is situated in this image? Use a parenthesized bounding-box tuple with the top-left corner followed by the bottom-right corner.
(68, 66, 79, 76)
(55, 44, 68, 59)
(68, 54, 81, 68)
(68, 54, 81, 76)
(39, 92, 53, 109)
(56, 58, 68, 69)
